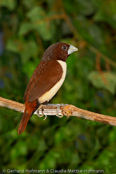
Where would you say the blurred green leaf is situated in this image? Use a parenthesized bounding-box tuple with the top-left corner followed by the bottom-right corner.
(18, 22, 33, 36)
(26, 6, 55, 40)
(6, 38, 38, 63)
(88, 71, 116, 94)
(93, 0, 116, 29)
(75, 0, 95, 15)
(27, 6, 45, 21)
(22, 0, 36, 9)
(0, 0, 16, 10)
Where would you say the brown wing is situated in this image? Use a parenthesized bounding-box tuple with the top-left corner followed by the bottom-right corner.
(24, 60, 62, 102)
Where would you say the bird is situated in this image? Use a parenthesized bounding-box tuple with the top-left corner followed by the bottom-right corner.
(18, 42, 78, 135)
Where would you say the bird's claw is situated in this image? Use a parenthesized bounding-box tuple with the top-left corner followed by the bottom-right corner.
(43, 115, 47, 121)
(38, 114, 44, 117)
(66, 116, 70, 119)
(56, 114, 64, 118)
(38, 113, 47, 121)
(56, 104, 64, 118)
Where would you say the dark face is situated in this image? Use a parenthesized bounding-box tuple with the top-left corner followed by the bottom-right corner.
(42, 42, 71, 62)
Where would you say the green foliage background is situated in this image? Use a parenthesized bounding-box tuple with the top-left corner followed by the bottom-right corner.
(0, 0, 116, 173)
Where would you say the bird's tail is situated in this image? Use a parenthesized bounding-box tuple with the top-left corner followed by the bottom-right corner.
(18, 100, 39, 135)
(18, 110, 32, 135)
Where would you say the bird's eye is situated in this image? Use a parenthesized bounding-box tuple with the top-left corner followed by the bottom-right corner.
(62, 45, 67, 50)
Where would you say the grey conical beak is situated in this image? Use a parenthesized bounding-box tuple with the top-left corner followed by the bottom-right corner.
(68, 44, 78, 55)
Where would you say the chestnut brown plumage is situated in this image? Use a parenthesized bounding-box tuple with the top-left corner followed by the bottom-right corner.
(18, 42, 78, 135)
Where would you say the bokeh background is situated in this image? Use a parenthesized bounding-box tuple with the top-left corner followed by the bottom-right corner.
(0, 0, 116, 173)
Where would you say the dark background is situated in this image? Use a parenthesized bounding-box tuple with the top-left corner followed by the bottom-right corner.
(0, 0, 116, 173)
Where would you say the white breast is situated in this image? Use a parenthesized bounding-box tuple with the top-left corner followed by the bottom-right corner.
(38, 60, 67, 103)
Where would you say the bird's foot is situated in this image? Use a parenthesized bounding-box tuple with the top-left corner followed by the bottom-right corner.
(56, 104, 68, 118)
(47, 103, 68, 118)
(37, 103, 68, 119)
(38, 112, 48, 121)
(38, 112, 47, 121)
(37, 104, 47, 120)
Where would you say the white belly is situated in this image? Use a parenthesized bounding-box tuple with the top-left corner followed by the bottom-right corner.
(38, 60, 67, 103)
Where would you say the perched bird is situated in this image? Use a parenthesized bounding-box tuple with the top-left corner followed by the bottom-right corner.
(18, 42, 78, 135)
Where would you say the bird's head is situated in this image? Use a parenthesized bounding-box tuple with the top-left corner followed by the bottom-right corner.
(42, 42, 78, 62)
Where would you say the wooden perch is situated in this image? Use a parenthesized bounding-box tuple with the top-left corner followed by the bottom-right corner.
(0, 97, 116, 126)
